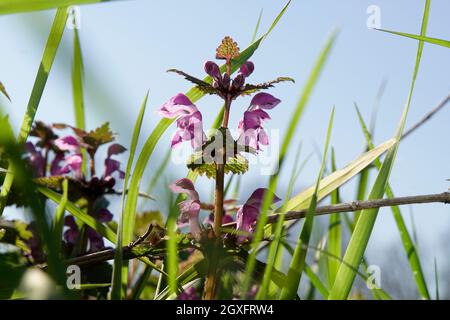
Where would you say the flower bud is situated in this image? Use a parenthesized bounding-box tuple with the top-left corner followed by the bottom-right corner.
(204, 61, 221, 79)
(240, 61, 255, 77)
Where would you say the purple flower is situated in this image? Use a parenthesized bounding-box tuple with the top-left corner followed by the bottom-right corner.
(25, 142, 45, 177)
(249, 92, 281, 110)
(178, 286, 200, 300)
(239, 61, 254, 78)
(170, 178, 202, 240)
(237, 93, 280, 150)
(104, 143, 126, 180)
(159, 94, 206, 149)
(54, 135, 80, 151)
(204, 61, 221, 80)
(64, 209, 112, 252)
(236, 188, 281, 243)
(203, 212, 234, 226)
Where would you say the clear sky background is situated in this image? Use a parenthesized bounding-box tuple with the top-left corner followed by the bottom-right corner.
(1, 0, 449, 297)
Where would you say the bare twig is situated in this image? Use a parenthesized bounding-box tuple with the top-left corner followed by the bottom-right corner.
(402, 93, 450, 139)
(266, 192, 450, 224)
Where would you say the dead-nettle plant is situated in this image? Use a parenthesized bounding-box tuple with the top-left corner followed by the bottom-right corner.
(158, 37, 293, 299)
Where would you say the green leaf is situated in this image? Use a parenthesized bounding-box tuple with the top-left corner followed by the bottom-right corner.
(0, 8, 68, 215)
(355, 105, 430, 299)
(53, 178, 69, 243)
(0, 0, 127, 15)
(111, 91, 148, 300)
(328, 0, 430, 300)
(377, 29, 450, 49)
(38, 186, 117, 243)
(0, 81, 11, 101)
(327, 148, 342, 288)
(280, 107, 334, 300)
(72, 29, 85, 130)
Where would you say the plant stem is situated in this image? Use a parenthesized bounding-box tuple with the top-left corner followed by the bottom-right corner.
(203, 74, 233, 300)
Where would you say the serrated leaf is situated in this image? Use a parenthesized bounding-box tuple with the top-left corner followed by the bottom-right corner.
(187, 153, 248, 179)
(0, 81, 11, 101)
(242, 76, 295, 95)
(216, 36, 240, 61)
(167, 69, 218, 95)
(83, 122, 115, 150)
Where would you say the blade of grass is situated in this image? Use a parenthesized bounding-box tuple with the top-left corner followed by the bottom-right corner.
(279, 108, 334, 300)
(251, 8, 263, 44)
(328, 0, 430, 299)
(257, 142, 303, 298)
(327, 148, 341, 288)
(247, 30, 338, 299)
(434, 258, 439, 300)
(0, 8, 68, 215)
(53, 178, 69, 242)
(111, 91, 149, 299)
(0, 0, 128, 14)
(355, 105, 430, 299)
(71, 28, 88, 176)
(376, 29, 450, 49)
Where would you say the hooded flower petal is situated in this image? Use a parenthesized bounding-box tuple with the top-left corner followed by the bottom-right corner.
(236, 188, 281, 243)
(170, 178, 202, 240)
(239, 61, 254, 78)
(169, 178, 199, 201)
(25, 142, 45, 177)
(158, 93, 198, 119)
(59, 154, 83, 176)
(242, 109, 270, 130)
(107, 143, 127, 158)
(104, 158, 125, 179)
(204, 61, 221, 79)
(54, 135, 80, 151)
(249, 92, 281, 110)
(95, 208, 114, 223)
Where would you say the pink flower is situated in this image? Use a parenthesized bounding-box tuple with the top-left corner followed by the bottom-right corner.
(25, 142, 45, 177)
(54, 135, 80, 151)
(249, 92, 281, 110)
(159, 94, 206, 149)
(204, 61, 221, 80)
(103, 143, 126, 180)
(239, 61, 254, 78)
(237, 93, 280, 150)
(170, 178, 202, 240)
(236, 188, 281, 243)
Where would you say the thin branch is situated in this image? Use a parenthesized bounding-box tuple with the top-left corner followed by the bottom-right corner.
(266, 192, 450, 224)
(402, 92, 450, 139)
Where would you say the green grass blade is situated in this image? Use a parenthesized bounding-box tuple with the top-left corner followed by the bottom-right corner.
(53, 178, 69, 242)
(0, 0, 127, 14)
(257, 143, 303, 299)
(328, 0, 430, 300)
(71, 28, 87, 176)
(377, 29, 450, 49)
(111, 91, 149, 300)
(247, 30, 337, 299)
(251, 8, 263, 44)
(280, 108, 334, 300)
(72, 29, 85, 130)
(327, 148, 341, 287)
(39, 186, 117, 243)
(304, 264, 329, 299)
(434, 258, 439, 300)
(0, 8, 68, 215)
(355, 105, 430, 299)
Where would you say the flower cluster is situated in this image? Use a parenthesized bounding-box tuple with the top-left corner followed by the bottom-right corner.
(24, 121, 126, 254)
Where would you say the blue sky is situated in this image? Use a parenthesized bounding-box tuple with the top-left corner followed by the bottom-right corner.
(1, 0, 450, 295)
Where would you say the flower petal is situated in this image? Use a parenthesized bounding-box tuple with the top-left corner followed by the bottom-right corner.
(107, 143, 127, 158)
(54, 135, 80, 151)
(250, 92, 281, 110)
(158, 93, 198, 119)
(170, 178, 199, 201)
(239, 61, 254, 77)
(204, 61, 221, 79)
